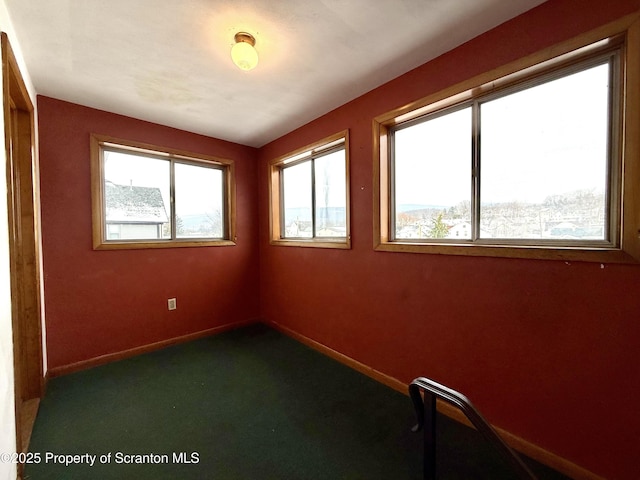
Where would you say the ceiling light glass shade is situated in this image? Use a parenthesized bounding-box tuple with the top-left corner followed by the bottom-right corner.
(231, 33, 258, 71)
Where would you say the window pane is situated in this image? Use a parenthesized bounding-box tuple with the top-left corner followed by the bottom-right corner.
(480, 63, 610, 240)
(175, 163, 224, 238)
(282, 161, 312, 238)
(314, 150, 346, 238)
(394, 107, 472, 240)
(103, 151, 170, 240)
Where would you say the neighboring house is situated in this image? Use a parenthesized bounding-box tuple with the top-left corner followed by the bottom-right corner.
(448, 221, 470, 239)
(104, 182, 168, 240)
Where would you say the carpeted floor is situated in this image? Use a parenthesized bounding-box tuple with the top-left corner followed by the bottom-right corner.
(25, 324, 569, 479)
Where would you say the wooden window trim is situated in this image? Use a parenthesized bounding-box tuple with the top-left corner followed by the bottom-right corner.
(373, 12, 640, 263)
(90, 134, 236, 250)
(268, 130, 351, 249)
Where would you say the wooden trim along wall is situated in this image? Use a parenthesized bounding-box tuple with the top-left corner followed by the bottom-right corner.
(47, 319, 259, 378)
(3, 30, 44, 480)
(266, 320, 605, 480)
(2, 31, 43, 469)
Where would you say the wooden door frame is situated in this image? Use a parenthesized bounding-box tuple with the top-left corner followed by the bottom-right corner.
(2, 32, 44, 462)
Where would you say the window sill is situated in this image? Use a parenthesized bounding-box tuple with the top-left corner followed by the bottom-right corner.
(374, 241, 638, 264)
(270, 238, 351, 250)
(94, 239, 236, 250)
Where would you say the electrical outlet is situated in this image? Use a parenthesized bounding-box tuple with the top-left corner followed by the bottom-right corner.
(168, 298, 177, 310)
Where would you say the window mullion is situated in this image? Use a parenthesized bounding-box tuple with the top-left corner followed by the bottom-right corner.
(170, 160, 176, 240)
(311, 158, 317, 237)
(221, 167, 228, 240)
(389, 130, 397, 242)
(607, 51, 621, 245)
(471, 101, 481, 242)
(279, 167, 286, 239)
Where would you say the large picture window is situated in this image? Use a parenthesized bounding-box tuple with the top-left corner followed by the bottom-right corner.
(393, 59, 613, 244)
(375, 27, 640, 263)
(91, 135, 235, 249)
(269, 131, 350, 248)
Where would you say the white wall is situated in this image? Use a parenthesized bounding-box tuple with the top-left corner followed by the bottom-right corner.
(0, 1, 39, 478)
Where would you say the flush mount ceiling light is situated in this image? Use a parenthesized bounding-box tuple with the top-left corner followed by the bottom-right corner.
(231, 32, 258, 71)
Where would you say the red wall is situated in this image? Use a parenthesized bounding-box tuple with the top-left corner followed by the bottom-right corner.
(37, 0, 640, 478)
(258, 1, 640, 478)
(38, 97, 260, 370)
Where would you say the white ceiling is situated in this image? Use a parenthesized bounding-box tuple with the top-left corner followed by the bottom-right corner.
(5, 0, 547, 148)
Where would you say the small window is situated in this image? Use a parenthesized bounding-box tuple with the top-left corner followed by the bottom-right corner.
(269, 131, 350, 248)
(91, 135, 235, 249)
(375, 28, 640, 263)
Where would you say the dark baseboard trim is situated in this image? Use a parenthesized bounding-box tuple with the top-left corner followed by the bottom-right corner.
(435, 401, 604, 480)
(266, 320, 407, 393)
(266, 319, 604, 480)
(47, 319, 259, 378)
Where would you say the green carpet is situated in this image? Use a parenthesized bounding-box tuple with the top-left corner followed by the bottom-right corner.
(25, 324, 569, 479)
